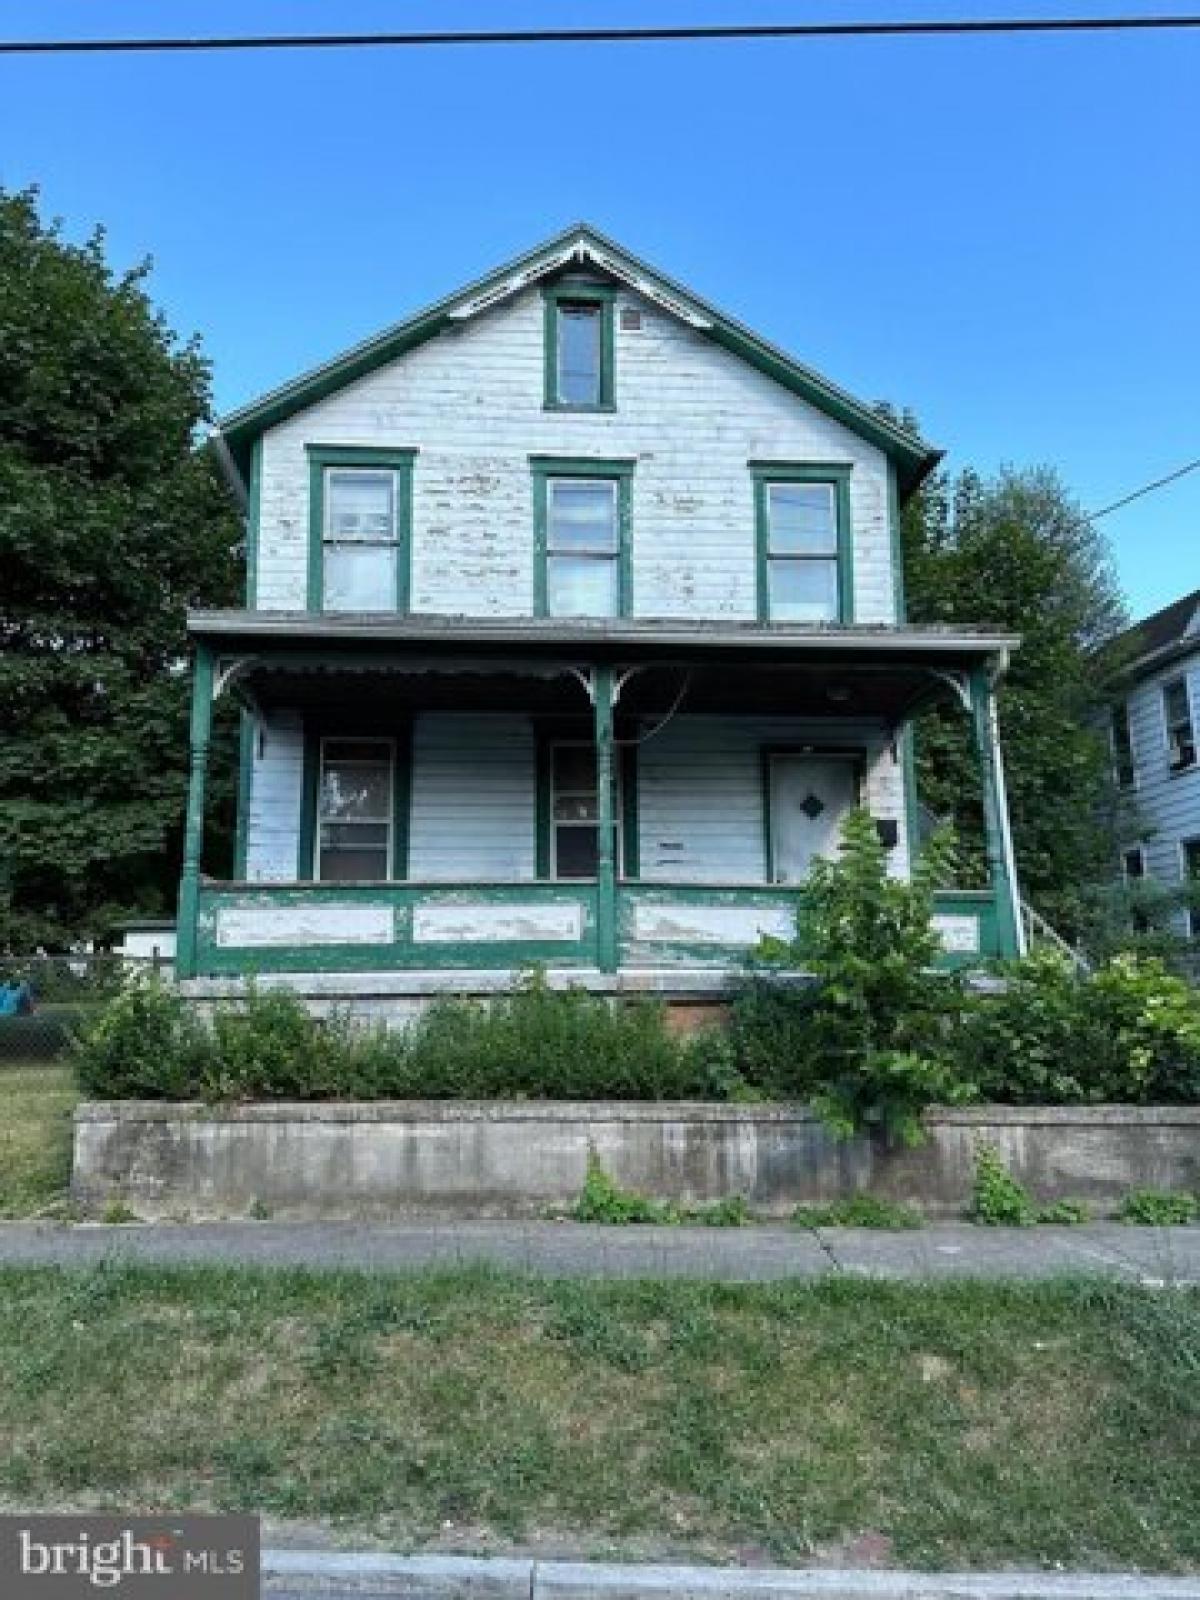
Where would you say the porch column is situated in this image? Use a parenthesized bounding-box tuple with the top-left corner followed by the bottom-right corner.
(175, 643, 214, 980)
(968, 665, 1026, 958)
(592, 664, 619, 973)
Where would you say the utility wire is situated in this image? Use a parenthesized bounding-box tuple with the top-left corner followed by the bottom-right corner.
(4, 15, 1200, 54)
(1088, 458, 1200, 521)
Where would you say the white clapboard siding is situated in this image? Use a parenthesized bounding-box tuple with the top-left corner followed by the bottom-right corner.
(244, 711, 304, 881)
(256, 285, 896, 622)
(241, 711, 908, 888)
(1122, 655, 1200, 930)
(637, 714, 907, 883)
(407, 713, 536, 880)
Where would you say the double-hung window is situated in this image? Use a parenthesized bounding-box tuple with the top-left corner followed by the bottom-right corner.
(1163, 677, 1196, 773)
(532, 458, 632, 618)
(316, 739, 394, 881)
(1110, 701, 1136, 789)
(307, 446, 414, 613)
(544, 286, 615, 410)
(752, 464, 851, 623)
(547, 740, 624, 880)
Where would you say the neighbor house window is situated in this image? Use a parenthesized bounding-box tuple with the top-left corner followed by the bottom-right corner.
(1110, 701, 1136, 789)
(1122, 845, 1146, 883)
(1183, 838, 1200, 939)
(532, 457, 633, 618)
(1163, 677, 1196, 772)
(306, 446, 415, 613)
(752, 464, 852, 623)
(544, 286, 615, 409)
(317, 739, 393, 881)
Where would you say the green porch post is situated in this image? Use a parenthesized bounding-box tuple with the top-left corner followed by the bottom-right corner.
(968, 665, 1026, 958)
(592, 664, 619, 973)
(175, 643, 214, 979)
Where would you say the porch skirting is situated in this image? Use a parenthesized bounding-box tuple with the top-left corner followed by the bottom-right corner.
(72, 1101, 1200, 1222)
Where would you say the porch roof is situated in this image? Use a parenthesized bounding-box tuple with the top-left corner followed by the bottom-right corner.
(190, 613, 1018, 722)
(189, 610, 1018, 665)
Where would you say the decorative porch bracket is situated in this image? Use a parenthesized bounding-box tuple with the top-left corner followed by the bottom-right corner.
(967, 664, 1027, 958)
(175, 642, 214, 980)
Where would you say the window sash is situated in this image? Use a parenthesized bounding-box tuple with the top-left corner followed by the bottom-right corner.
(1111, 703, 1136, 788)
(550, 740, 620, 880)
(1122, 847, 1146, 882)
(1163, 679, 1196, 770)
(323, 468, 399, 546)
(556, 302, 603, 407)
(1184, 840, 1200, 938)
(758, 476, 843, 623)
(316, 738, 393, 881)
(544, 477, 621, 618)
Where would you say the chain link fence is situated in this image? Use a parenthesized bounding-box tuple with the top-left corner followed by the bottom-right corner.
(0, 954, 171, 1064)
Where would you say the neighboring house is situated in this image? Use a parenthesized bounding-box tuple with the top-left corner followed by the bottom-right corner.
(178, 224, 1024, 1015)
(1106, 589, 1200, 939)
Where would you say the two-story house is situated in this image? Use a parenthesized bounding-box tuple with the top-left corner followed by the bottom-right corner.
(1107, 589, 1200, 939)
(178, 225, 1024, 1017)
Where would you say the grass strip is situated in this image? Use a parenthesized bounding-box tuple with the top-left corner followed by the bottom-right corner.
(0, 1264, 1194, 1570)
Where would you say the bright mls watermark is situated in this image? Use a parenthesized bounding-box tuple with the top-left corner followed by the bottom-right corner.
(0, 1516, 259, 1599)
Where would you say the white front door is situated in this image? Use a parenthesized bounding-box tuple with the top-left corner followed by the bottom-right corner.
(768, 754, 859, 884)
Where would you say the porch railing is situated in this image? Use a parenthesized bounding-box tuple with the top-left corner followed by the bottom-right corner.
(190, 879, 1006, 976)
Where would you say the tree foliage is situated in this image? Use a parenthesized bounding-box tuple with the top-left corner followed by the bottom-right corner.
(900, 460, 1128, 936)
(0, 187, 239, 950)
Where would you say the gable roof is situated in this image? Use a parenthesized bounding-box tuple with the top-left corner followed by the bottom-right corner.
(211, 222, 941, 500)
(1108, 588, 1200, 677)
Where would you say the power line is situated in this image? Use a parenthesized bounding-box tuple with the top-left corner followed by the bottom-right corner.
(3, 14, 1200, 55)
(1087, 458, 1200, 521)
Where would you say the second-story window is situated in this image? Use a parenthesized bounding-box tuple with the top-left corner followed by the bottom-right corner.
(532, 457, 633, 618)
(752, 465, 851, 623)
(307, 445, 415, 613)
(324, 468, 398, 610)
(1111, 701, 1136, 789)
(1163, 677, 1196, 773)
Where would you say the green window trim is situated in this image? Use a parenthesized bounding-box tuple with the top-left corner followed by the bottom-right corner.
(234, 710, 255, 878)
(534, 720, 638, 880)
(298, 719, 412, 881)
(542, 283, 617, 411)
(750, 461, 854, 624)
(305, 444, 417, 615)
(531, 455, 635, 619)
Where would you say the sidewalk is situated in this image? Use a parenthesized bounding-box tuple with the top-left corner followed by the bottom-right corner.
(261, 1548, 1200, 1599)
(0, 1219, 1196, 1282)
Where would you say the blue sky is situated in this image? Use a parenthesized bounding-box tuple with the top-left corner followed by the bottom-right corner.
(1, 0, 1196, 621)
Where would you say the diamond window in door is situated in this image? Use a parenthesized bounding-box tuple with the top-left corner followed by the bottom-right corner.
(799, 792, 826, 820)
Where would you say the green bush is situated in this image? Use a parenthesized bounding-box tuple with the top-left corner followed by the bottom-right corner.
(970, 1140, 1036, 1226)
(745, 809, 974, 1144)
(71, 972, 726, 1104)
(1117, 1189, 1199, 1226)
(571, 1151, 752, 1226)
(957, 951, 1200, 1105)
(1036, 1198, 1091, 1225)
(72, 978, 216, 1099)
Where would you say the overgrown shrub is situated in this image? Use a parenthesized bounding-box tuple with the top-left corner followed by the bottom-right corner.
(957, 951, 1200, 1105)
(72, 972, 726, 1103)
(73, 978, 216, 1099)
(743, 809, 974, 1144)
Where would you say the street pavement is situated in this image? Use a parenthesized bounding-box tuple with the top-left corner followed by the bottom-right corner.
(0, 1219, 1195, 1282)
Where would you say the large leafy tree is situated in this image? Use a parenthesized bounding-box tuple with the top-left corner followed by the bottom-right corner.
(900, 459, 1128, 937)
(0, 188, 239, 950)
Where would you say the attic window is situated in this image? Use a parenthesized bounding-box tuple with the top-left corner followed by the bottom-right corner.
(544, 285, 615, 410)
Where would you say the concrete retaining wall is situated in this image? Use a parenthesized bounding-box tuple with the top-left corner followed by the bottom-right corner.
(71, 1101, 1200, 1221)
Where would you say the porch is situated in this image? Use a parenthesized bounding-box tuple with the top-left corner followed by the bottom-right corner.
(177, 614, 1023, 986)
